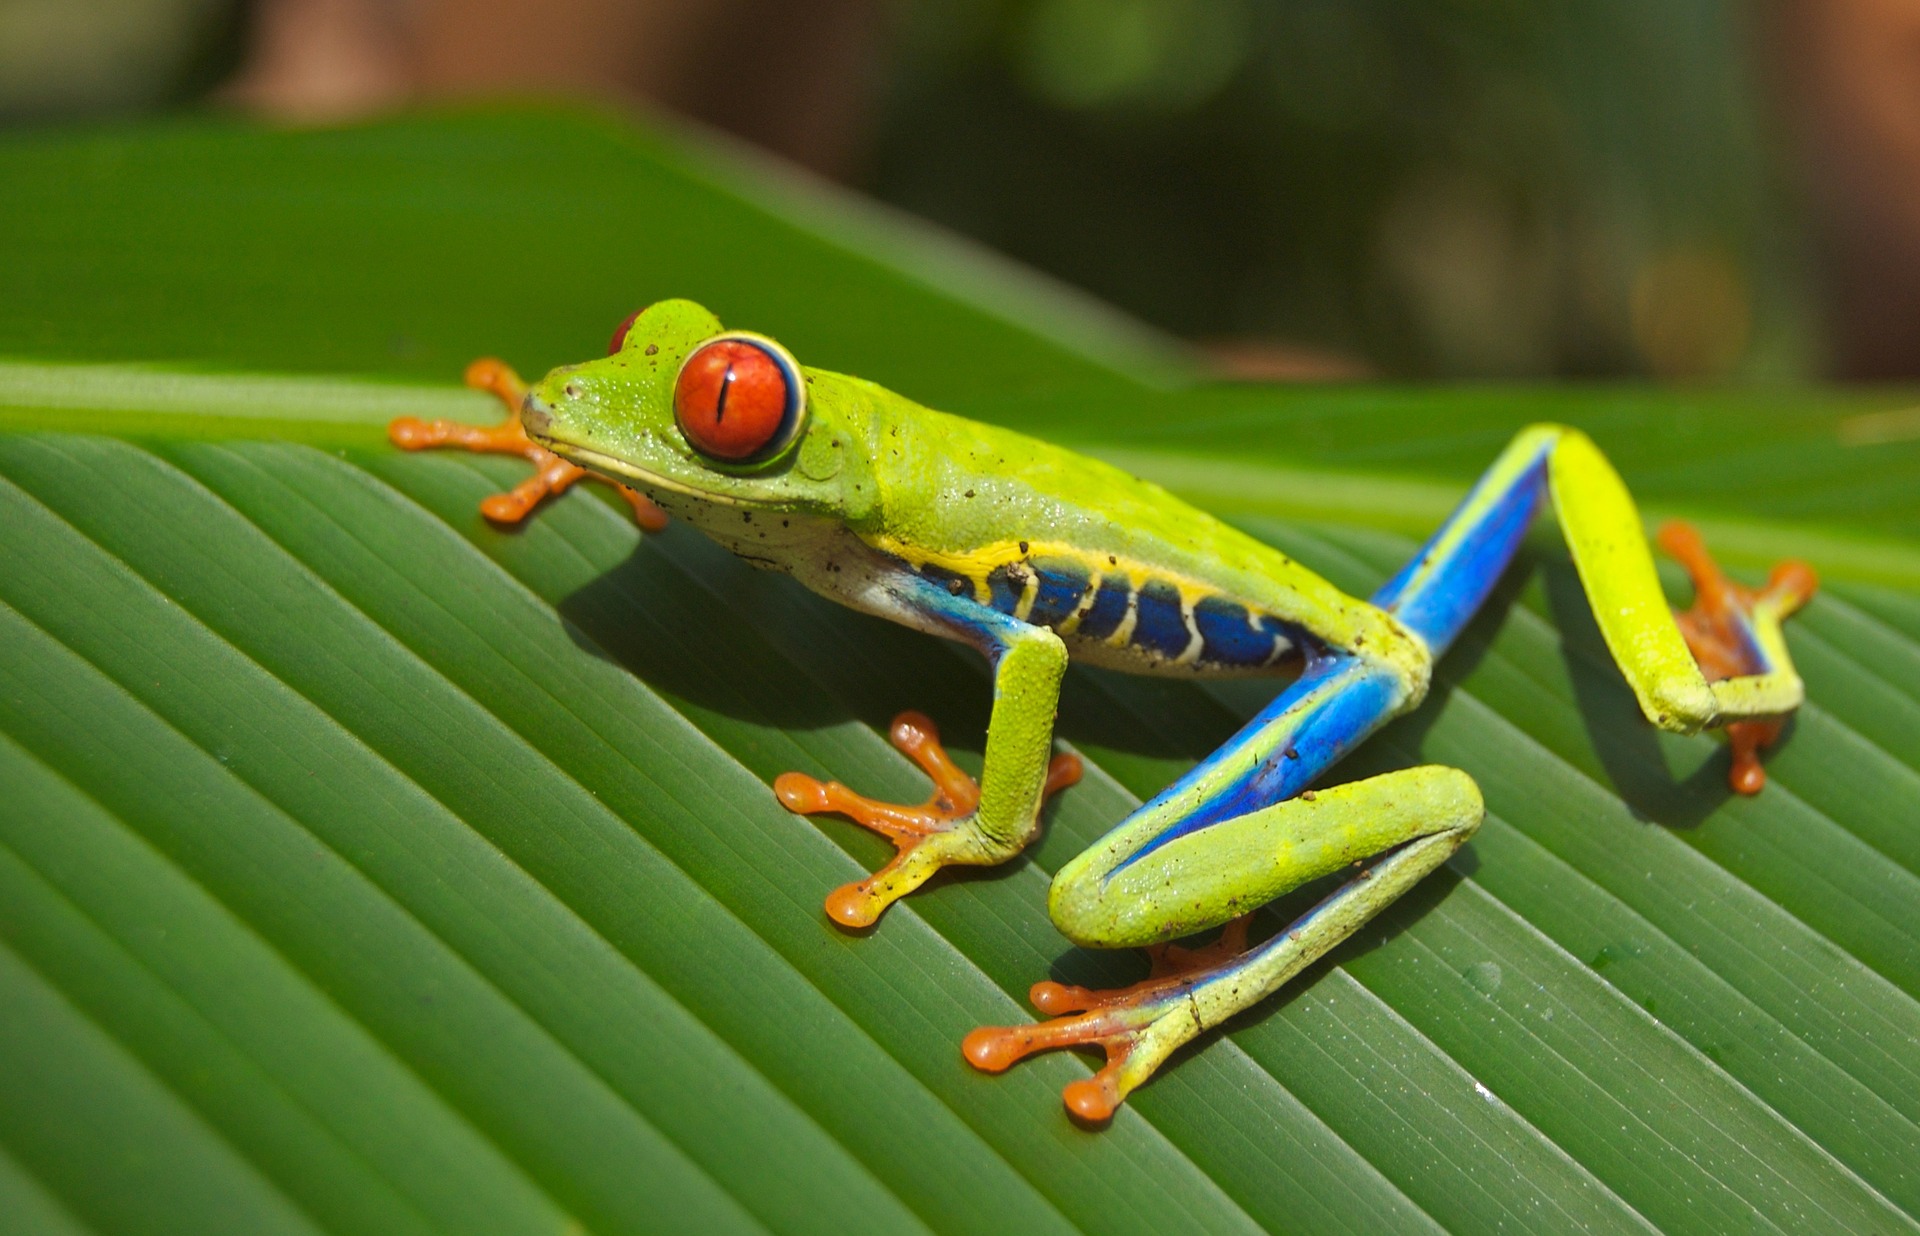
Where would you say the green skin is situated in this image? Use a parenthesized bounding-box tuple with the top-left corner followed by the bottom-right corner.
(523, 299, 1811, 1115)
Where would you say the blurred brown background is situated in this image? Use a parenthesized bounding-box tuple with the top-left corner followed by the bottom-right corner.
(5, 0, 1920, 383)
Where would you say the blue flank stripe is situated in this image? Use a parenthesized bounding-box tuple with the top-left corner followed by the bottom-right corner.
(986, 564, 1024, 614)
(1027, 560, 1090, 626)
(1078, 577, 1132, 640)
(1132, 580, 1190, 659)
(1195, 597, 1279, 668)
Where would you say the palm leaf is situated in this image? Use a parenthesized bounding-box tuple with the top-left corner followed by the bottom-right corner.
(0, 107, 1915, 1235)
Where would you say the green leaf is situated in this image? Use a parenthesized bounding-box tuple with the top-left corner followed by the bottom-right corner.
(1, 107, 1916, 1235)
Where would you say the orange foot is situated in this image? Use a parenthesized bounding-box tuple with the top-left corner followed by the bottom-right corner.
(774, 711, 1081, 928)
(1657, 520, 1818, 794)
(388, 357, 669, 531)
(963, 916, 1257, 1123)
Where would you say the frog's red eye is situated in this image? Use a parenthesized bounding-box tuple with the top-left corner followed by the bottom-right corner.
(673, 334, 806, 462)
(608, 308, 644, 355)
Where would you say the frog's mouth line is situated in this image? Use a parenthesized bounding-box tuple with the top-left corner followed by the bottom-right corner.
(537, 435, 747, 508)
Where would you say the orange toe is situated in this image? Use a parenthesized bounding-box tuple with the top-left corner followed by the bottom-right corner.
(965, 1006, 1143, 1124)
(776, 712, 980, 839)
(620, 487, 671, 532)
(777, 711, 1080, 928)
(388, 357, 671, 533)
(1063, 1075, 1122, 1123)
(1726, 721, 1779, 795)
(1657, 520, 1816, 794)
(886, 711, 980, 815)
(965, 916, 1256, 1121)
(772, 771, 834, 814)
(1045, 752, 1084, 796)
(824, 877, 895, 929)
(464, 356, 530, 406)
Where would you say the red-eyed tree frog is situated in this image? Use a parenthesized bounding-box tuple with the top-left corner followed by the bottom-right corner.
(391, 300, 1816, 1123)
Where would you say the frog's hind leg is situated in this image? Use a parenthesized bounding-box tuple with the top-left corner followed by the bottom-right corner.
(1375, 423, 1817, 790)
(969, 743, 1482, 1121)
(388, 358, 667, 530)
(970, 424, 1820, 1121)
(968, 650, 1481, 1120)
(775, 712, 1081, 928)
(965, 425, 1557, 1120)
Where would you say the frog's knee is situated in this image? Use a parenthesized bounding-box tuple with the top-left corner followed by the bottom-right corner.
(1427, 764, 1485, 840)
(1047, 848, 1107, 946)
(1047, 845, 1151, 949)
(1638, 675, 1719, 735)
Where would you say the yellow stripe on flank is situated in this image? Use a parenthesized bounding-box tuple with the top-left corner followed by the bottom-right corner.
(1173, 598, 1205, 666)
(865, 534, 1054, 579)
(867, 536, 1230, 605)
(1014, 568, 1040, 622)
(1108, 588, 1139, 648)
(1057, 571, 1102, 635)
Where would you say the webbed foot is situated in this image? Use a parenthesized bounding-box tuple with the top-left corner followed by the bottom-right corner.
(389, 358, 668, 530)
(774, 711, 1081, 928)
(962, 916, 1256, 1123)
(1657, 521, 1817, 793)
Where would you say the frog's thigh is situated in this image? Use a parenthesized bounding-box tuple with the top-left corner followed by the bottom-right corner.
(1051, 765, 1483, 949)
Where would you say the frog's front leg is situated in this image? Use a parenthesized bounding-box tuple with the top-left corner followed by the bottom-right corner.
(965, 653, 1480, 1121)
(776, 576, 1083, 927)
(389, 358, 668, 530)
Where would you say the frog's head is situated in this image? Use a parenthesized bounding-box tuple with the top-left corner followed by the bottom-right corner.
(521, 298, 876, 528)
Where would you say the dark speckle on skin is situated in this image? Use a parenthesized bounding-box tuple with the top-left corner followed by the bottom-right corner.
(1108, 555, 1117, 566)
(964, 489, 975, 498)
(1019, 540, 1029, 555)
(645, 343, 658, 356)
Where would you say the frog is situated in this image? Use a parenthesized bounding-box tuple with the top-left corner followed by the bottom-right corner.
(390, 299, 1816, 1122)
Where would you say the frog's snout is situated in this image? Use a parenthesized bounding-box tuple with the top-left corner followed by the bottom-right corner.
(519, 396, 552, 441)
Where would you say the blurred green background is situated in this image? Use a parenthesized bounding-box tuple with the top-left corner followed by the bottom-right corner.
(6, 9, 1920, 1234)
(876, 0, 1806, 381)
(2, 0, 1913, 384)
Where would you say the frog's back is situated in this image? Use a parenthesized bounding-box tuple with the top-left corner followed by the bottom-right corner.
(850, 389, 1405, 676)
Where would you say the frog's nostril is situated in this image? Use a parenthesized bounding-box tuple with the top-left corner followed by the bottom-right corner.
(563, 382, 583, 399)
